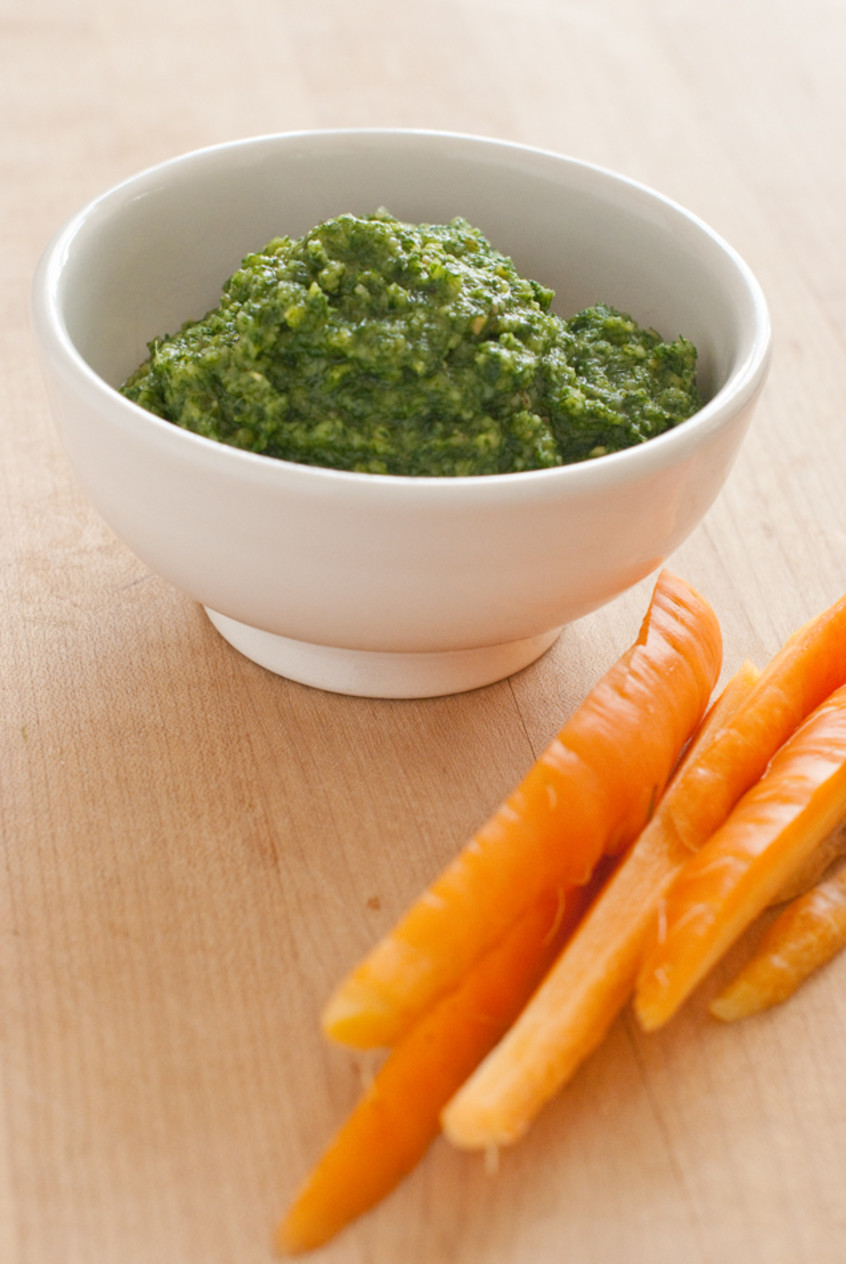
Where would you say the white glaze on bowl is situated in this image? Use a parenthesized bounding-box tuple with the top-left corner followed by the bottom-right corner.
(31, 130, 771, 696)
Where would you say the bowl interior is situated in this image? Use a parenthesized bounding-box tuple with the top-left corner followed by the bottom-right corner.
(54, 131, 758, 410)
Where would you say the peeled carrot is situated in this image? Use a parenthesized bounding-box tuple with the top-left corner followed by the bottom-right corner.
(635, 684, 846, 1032)
(440, 659, 759, 1149)
(277, 881, 597, 1255)
(709, 854, 846, 1020)
(442, 592, 846, 1149)
(322, 570, 722, 1049)
(666, 593, 846, 853)
(768, 822, 846, 905)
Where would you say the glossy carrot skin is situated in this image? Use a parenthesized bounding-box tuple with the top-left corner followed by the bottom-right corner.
(635, 684, 846, 1032)
(710, 862, 846, 1020)
(322, 571, 722, 1048)
(277, 883, 595, 1255)
(440, 660, 760, 1150)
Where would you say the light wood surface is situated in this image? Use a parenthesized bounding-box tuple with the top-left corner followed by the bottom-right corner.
(4, 2, 846, 1261)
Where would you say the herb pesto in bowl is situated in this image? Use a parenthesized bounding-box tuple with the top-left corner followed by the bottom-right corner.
(120, 210, 700, 478)
(32, 130, 771, 697)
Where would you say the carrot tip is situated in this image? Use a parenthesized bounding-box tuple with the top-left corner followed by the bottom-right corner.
(441, 1101, 528, 1151)
(708, 995, 747, 1022)
(320, 986, 393, 1048)
(274, 1208, 330, 1257)
(631, 1005, 666, 1034)
(273, 1220, 302, 1257)
(708, 980, 771, 1022)
(631, 982, 677, 1032)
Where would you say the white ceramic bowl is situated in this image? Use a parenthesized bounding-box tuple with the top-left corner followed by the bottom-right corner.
(31, 130, 771, 697)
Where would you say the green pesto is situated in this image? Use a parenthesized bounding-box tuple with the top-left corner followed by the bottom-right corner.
(120, 210, 700, 477)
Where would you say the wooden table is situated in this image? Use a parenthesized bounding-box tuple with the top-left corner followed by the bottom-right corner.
(4, 2, 846, 1260)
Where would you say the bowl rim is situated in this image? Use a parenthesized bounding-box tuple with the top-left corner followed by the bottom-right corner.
(32, 126, 773, 500)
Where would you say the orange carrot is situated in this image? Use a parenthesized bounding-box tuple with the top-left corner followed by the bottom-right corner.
(322, 570, 722, 1049)
(768, 822, 846, 904)
(709, 861, 846, 1020)
(277, 881, 597, 1255)
(666, 593, 846, 853)
(440, 659, 760, 1149)
(443, 593, 846, 1149)
(634, 684, 846, 1032)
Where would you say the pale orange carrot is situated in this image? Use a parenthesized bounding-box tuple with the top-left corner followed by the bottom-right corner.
(277, 880, 598, 1255)
(709, 861, 846, 1020)
(768, 822, 846, 904)
(440, 658, 760, 1149)
(322, 570, 722, 1049)
(634, 684, 846, 1032)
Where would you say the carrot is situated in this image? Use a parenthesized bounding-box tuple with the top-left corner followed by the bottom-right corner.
(277, 880, 598, 1255)
(442, 592, 846, 1149)
(666, 593, 846, 853)
(768, 821, 846, 905)
(439, 658, 760, 1149)
(709, 861, 846, 1021)
(321, 570, 722, 1049)
(634, 684, 846, 1032)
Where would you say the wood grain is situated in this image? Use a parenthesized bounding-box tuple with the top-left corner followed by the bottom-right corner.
(4, 1, 846, 1260)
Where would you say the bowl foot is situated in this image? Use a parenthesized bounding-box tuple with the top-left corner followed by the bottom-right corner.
(204, 608, 561, 698)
